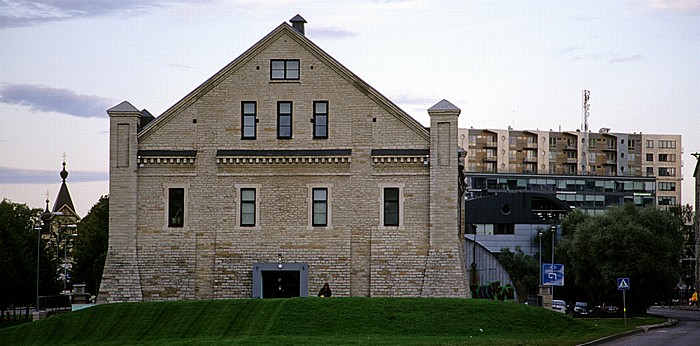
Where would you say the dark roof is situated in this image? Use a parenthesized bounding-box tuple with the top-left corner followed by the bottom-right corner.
(52, 162, 78, 217)
(371, 149, 429, 156)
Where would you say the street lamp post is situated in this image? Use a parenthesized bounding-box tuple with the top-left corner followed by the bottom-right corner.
(34, 225, 42, 311)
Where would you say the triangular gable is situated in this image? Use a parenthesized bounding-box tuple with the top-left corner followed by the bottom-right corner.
(139, 21, 429, 142)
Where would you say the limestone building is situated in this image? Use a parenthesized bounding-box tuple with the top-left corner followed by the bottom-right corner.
(99, 16, 468, 302)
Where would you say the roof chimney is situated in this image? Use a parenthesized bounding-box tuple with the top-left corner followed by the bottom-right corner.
(290, 14, 306, 35)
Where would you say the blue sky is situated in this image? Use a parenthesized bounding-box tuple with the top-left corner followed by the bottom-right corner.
(1, 0, 698, 216)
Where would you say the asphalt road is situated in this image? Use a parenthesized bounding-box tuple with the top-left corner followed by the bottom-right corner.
(597, 306, 700, 346)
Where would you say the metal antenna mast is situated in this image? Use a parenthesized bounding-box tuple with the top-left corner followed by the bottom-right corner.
(581, 90, 590, 175)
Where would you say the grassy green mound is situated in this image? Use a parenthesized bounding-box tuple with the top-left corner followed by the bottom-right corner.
(0, 298, 662, 345)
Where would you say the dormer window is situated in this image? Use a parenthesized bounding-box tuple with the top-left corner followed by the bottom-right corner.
(271, 59, 299, 80)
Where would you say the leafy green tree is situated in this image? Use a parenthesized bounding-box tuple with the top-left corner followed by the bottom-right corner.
(72, 196, 109, 296)
(0, 199, 58, 309)
(497, 247, 539, 302)
(559, 204, 683, 313)
(668, 204, 695, 289)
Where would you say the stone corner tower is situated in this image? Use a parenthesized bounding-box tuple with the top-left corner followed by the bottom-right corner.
(422, 99, 469, 298)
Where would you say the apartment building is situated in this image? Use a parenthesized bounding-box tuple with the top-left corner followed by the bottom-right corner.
(459, 128, 682, 213)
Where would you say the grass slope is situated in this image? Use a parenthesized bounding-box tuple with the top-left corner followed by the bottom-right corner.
(0, 298, 662, 345)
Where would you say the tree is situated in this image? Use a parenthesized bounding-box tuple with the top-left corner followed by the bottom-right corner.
(72, 196, 109, 296)
(668, 204, 695, 290)
(559, 204, 683, 313)
(0, 199, 58, 310)
(497, 247, 539, 302)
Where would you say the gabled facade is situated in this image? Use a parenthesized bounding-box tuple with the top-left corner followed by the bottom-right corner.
(98, 17, 468, 302)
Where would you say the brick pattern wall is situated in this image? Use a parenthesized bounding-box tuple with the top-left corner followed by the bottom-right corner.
(101, 26, 468, 301)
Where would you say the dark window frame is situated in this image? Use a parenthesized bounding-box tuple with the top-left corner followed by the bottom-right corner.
(277, 101, 293, 139)
(240, 188, 256, 227)
(241, 101, 257, 140)
(313, 101, 328, 139)
(168, 188, 185, 228)
(383, 187, 399, 227)
(312, 188, 328, 227)
(270, 59, 300, 80)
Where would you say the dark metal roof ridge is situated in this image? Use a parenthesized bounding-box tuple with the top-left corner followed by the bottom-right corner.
(217, 149, 351, 157)
(371, 149, 429, 156)
(138, 150, 197, 157)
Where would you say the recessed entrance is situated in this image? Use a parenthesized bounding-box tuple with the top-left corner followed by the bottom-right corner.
(252, 262, 308, 298)
(261, 270, 300, 298)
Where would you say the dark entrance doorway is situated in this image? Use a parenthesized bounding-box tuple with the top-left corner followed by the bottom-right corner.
(261, 270, 300, 298)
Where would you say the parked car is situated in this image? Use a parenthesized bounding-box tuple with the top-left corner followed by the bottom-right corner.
(598, 303, 622, 317)
(573, 301, 591, 317)
(552, 300, 567, 313)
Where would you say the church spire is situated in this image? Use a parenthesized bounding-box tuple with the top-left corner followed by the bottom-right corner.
(52, 159, 78, 218)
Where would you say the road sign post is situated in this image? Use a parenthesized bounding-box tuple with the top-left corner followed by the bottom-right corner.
(618, 278, 630, 325)
(541, 264, 564, 286)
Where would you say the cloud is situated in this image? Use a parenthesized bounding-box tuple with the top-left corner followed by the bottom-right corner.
(608, 54, 643, 64)
(390, 94, 439, 106)
(0, 166, 108, 184)
(0, 0, 176, 28)
(648, 0, 700, 12)
(0, 84, 116, 118)
(309, 26, 358, 39)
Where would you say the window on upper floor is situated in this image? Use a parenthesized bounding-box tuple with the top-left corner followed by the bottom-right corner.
(168, 187, 185, 228)
(659, 140, 676, 149)
(658, 154, 676, 162)
(270, 59, 299, 80)
(646, 140, 654, 148)
(646, 153, 653, 162)
(646, 167, 654, 177)
(658, 167, 676, 177)
(277, 101, 293, 139)
(659, 182, 676, 191)
(313, 101, 328, 139)
(242, 101, 257, 139)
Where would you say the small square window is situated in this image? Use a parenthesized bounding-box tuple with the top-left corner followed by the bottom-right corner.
(270, 59, 300, 80)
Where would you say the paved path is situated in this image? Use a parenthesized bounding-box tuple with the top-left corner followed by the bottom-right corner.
(596, 306, 700, 346)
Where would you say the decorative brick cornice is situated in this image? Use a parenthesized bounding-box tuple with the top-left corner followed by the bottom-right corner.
(137, 150, 196, 165)
(216, 149, 352, 164)
(371, 149, 429, 165)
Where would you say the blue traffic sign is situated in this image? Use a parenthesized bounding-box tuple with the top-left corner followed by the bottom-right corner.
(542, 264, 564, 286)
(617, 278, 630, 290)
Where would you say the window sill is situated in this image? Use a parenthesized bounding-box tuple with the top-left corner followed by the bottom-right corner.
(270, 80, 301, 84)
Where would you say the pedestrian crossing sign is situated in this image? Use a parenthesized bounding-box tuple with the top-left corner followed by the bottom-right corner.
(617, 277, 630, 290)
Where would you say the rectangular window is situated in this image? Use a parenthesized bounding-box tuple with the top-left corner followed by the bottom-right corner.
(659, 140, 676, 149)
(658, 167, 676, 176)
(313, 101, 328, 139)
(658, 154, 676, 162)
(646, 140, 654, 148)
(658, 196, 676, 206)
(277, 101, 292, 139)
(659, 182, 676, 191)
(242, 101, 256, 139)
(646, 153, 653, 162)
(383, 187, 399, 226)
(627, 139, 635, 150)
(646, 167, 654, 177)
(270, 59, 300, 80)
(312, 188, 327, 226)
(589, 138, 598, 149)
(168, 188, 184, 228)
(240, 188, 256, 227)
